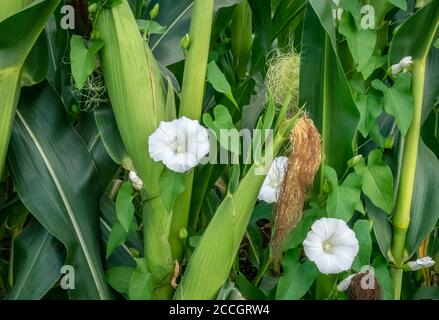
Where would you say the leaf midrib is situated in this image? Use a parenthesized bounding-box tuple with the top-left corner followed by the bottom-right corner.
(16, 110, 108, 300)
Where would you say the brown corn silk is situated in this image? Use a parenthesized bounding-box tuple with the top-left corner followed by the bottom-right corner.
(271, 115, 322, 258)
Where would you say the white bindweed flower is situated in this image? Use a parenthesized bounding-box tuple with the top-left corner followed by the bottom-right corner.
(148, 116, 210, 173)
(258, 156, 288, 203)
(303, 218, 359, 274)
(391, 56, 413, 75)
(129, 171, 143, 191)
(407, 256, 435, 271)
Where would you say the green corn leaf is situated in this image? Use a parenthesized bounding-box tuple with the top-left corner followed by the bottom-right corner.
(301, 2, 360, 179)
(0, 0, 60, 178)
(6, 221, 65, 300)
(94, 105, 134, 170)
(8, 82, 111, 299)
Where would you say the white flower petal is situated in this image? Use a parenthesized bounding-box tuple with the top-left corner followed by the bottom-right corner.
(148, 117, 210, 173)
(391, 56, 413, 75)
(258, 156, 288, 203)
(258, 185, 277, 203)
(391, 64, 402, 76)
(407, 256, 435, 271)
(303, 218, 359, 274)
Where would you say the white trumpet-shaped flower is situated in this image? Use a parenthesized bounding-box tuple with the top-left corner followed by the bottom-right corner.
(129, 171, 143, 191)
(407, 256, 435, 271)
(391, 56, 413, 75)
(303, 218, 359, 274)
(258, 156, 288, 203)
(148, 116, 210, 173)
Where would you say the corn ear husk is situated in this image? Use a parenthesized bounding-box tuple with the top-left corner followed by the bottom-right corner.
(96, 1, 166, 185)
(174, 130, 289, 300)
(96, 1, 174, 299)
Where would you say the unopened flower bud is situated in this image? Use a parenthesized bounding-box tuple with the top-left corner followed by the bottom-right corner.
(179, 228, 188, 239)
(150, 3, 159, 20)
(348, 155, 363, 168)
(181, 33, 190, 50)
(407, 256, 435, 271)
(129, 171, 143, 191)
(88, 3, 98, 13)
(391, 56, 413, 76)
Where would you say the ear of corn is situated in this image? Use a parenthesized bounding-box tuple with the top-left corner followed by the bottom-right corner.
(96, 1, 174, 299)
(174, 125, 292, 300)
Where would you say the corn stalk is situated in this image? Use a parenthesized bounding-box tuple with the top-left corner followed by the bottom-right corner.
(95, 1, 173, 299)
(390, 8, 439, 300)
(169, 0, 215, 262)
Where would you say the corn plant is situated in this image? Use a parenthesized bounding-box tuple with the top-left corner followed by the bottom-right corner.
(0, 0, 438, 303)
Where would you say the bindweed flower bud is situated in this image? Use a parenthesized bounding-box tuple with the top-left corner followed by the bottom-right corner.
(407, 256, 435, 271)
(128, 170, 143, 191)
(391, 56, 413, 75)
(150, 3, 159, 20)
(181, 33, 190, 50)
